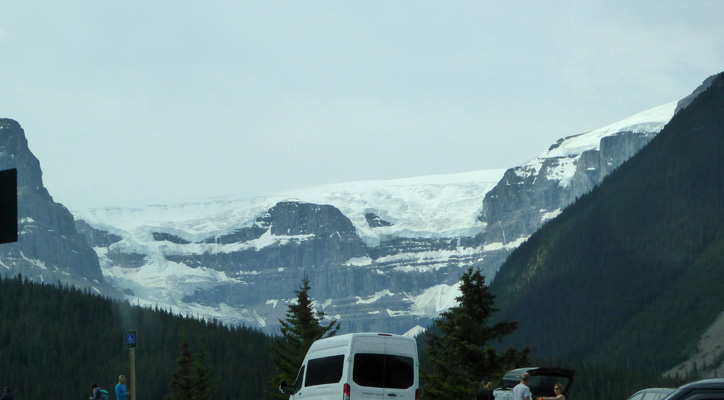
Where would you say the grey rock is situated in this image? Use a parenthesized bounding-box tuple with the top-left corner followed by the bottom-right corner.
(0, 119, 116, 294)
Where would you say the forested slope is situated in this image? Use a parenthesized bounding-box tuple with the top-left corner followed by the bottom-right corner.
(0, 275, 276, 399)
(489, 72, 724, 374)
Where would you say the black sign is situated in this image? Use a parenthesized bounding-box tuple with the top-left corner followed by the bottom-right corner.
(0, 169, 17, 244)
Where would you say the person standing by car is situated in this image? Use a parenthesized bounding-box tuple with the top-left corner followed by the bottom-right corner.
(477, 378, 494, 400)
(540, 383, 566, 400)
(90, 383, 102, 400)
(513, 373, 532, 400)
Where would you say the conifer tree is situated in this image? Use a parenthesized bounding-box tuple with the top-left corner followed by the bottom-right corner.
(168, 338, 219, 400)
(168, 337, 195, 400)
(422, 267, 530, 400)
(269, 273, 340, 397)
(192, 344, 219, 400)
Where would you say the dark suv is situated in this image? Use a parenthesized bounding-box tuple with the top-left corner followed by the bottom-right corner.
(493, 367, 575, 400)
(627, 388, 676, 400)
(661, 378, 724, 400)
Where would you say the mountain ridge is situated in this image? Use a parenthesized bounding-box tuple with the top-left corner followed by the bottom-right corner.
(2, 73, 716, 338)
(69, 94, 681, 334)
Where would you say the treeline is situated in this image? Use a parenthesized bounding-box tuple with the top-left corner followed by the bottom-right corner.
(416, 303, 685, 400)
(0, 269, 689, 400)
(0, 274, 276, 399)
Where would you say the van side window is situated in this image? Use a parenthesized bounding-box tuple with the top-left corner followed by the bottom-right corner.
(353, 353, 415, 389)
(305, 355, 344, 387)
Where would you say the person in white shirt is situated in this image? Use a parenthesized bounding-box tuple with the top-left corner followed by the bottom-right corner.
(512, 372, 532, 400)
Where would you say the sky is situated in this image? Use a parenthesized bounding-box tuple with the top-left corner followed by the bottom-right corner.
(2, 1, 724, 210)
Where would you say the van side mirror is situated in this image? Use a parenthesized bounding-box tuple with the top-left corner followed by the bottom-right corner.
(279, 381, 295, 394)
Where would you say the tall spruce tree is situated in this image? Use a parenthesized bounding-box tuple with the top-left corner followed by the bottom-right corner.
(422, 267, 530, 400)
(270, 274, 340, 397)
(168, 337, 195, 400)
(192, 344, 219, 400)
(168, 337, 219, 400)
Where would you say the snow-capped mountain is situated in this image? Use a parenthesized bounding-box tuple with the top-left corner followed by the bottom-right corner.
(3, 75, 713, 335)
(73, 170, 505, 333)
(71, 96, 683, 334)
(480, 101, 678, 253)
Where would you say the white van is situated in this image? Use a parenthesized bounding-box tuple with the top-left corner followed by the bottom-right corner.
(280, 333, 419, 400)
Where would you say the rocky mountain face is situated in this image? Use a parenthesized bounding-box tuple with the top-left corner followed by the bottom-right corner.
(478, 102, 676, 266)
(70, 94, 683, 335)
(475, 75, 717, 268)
(0, 119, 115, 293)
(73, 192, 474, 334)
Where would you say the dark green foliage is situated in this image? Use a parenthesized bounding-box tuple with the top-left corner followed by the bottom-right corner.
(168, 338, 219, 400)
(269, 274, 339, 397)
(167, 337, 219, 400)
(489, 73, 724, 376)
(192, 345, 219, 400)
(0, 274, 275, 399)
(168, 338, 195, 400)
(422, 268, 529, 400)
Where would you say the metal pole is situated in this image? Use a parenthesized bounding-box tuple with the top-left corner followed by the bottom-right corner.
(130, 347, 136, 400)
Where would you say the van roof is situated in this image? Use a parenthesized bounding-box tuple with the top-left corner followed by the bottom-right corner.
(308, 333, 412, 351)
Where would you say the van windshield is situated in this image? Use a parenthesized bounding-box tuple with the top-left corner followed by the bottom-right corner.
(353, 353, 414, 389)
(305, 355, 344, 387)
(293, 366, 305, 392)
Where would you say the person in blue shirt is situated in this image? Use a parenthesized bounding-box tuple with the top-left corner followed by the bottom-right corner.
(115, 375, 128, 400)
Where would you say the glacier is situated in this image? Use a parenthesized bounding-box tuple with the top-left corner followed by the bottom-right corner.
(72, 101, 677, 334)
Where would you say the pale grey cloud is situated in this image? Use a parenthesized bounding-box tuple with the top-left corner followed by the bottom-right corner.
(1, 1, 723, 209)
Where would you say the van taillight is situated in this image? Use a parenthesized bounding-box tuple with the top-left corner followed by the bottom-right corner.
(415, 388, 420, 400)
(343, 383, 350, 400)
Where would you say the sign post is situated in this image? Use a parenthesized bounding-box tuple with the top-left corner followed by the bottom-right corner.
(124, 330, 137, 400)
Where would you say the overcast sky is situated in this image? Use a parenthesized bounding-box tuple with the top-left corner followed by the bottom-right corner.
(2, 1, 724, 210)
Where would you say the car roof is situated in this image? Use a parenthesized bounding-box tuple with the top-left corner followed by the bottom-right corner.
(503, 367, 576, 380)
(661, 378, 724, 400)
(628, 388, 676, 399)
(634, 388, 676, 393)
(679, 378, 724, 390)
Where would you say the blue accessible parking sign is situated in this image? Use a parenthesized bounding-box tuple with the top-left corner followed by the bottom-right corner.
(125, 330, 138, 349)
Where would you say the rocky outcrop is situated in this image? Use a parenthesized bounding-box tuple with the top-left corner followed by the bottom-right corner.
(676, 74, 719, 112)
(365, 212, 392, 228)
(0, 119, 114, 293)
(478, 110, 670, 265)
(77, 195, 470, 333)
(161, 201, 368, 272)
